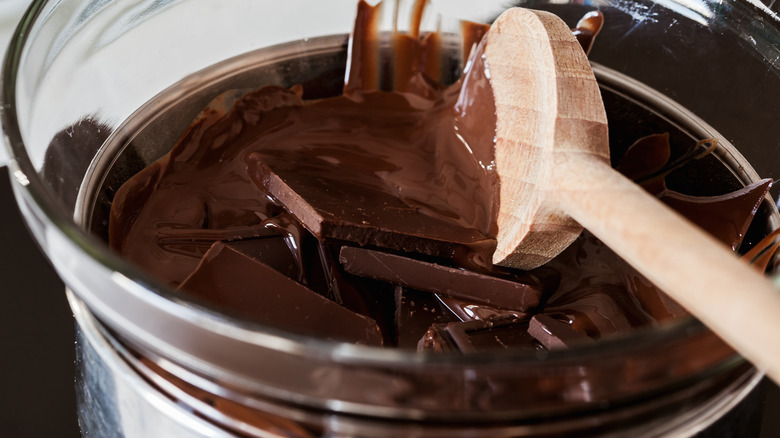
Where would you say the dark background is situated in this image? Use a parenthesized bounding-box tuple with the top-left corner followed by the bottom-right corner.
(1, 165, 780, 437)
(1, 166, 81, 436)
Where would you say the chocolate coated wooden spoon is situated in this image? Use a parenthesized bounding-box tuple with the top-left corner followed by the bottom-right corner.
(479, 8, 780, 383)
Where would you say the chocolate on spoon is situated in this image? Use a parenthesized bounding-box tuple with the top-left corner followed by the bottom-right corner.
(476, 8, 780, 382)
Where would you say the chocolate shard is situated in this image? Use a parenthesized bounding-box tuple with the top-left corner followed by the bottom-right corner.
(339, 246, 541, 311)
(527, 314, 593, 350)
(245, 153, 492, 261)
(178, 241, 383, 345)
(395, 286, 460, 348)
(418, 315, 538, 353)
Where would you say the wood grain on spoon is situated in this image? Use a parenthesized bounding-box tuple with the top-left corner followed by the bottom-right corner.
(481, 8, 780, 382)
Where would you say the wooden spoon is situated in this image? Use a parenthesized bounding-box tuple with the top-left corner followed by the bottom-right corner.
(479, 8, 780, 383)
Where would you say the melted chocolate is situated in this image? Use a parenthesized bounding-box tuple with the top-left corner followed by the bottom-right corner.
(344, 0, 382, 93)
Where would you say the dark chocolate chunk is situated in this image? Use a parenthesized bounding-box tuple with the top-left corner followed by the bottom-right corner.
(527, 314, 593, 350)
(418, 315, 539, 353)
(339, 246, 541, 311)
(246, 154, 492, 260)
(178, 241, 383, 345)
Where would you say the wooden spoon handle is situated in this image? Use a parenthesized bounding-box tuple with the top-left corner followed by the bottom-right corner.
(554, 151, 780, 382)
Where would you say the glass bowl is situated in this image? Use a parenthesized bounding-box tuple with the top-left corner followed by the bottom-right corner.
(2, 0, 779, 435)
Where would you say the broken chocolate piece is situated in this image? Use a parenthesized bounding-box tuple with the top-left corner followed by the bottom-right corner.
(246, 147, 493, 261)
(339, 246, 541, 311)
(528, 314, 593, 350)
(418, 315, 539, 353)
(178, 241, 383, 345)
